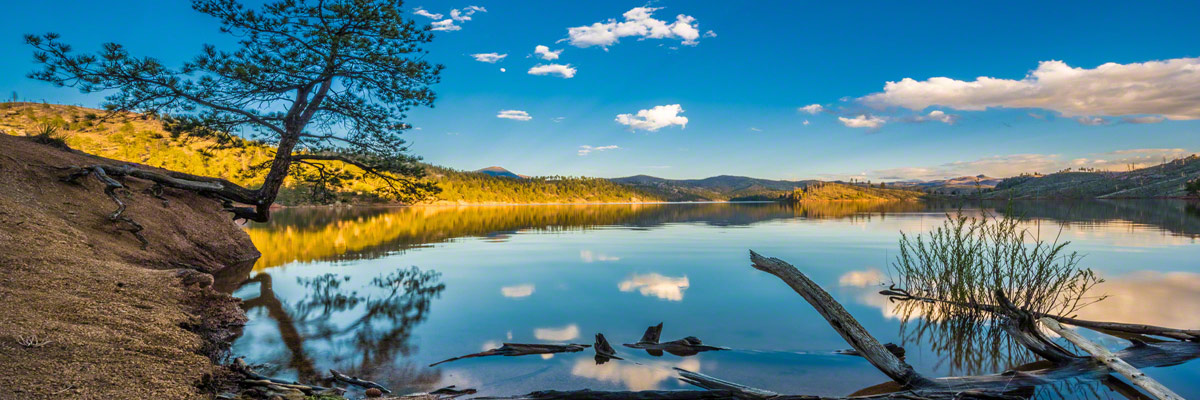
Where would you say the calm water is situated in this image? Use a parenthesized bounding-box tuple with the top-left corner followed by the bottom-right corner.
(227, 200, 1200, 398)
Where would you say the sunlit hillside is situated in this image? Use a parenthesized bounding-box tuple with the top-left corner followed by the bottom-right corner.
(0, 103, 661, 205)
(786, 182, 926, 201)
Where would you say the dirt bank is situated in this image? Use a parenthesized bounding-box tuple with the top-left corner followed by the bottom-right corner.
(0, 134, 260, 399)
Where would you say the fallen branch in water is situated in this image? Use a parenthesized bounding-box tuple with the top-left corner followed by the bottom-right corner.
(622, 323, 728, 357)
(429, 343, 590, 367)
(330, 369, 391, 394)
(1040, 318, 1184, 400)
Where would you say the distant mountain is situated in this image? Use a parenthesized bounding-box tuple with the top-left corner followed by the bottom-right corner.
(610, 175, 819, 201)
(984, 157, 1200, 199)
(475, 166, 526, 179)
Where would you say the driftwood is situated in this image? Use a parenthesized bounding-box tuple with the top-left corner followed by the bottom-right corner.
(429, 343, 590, 367)
(1040, 318, 1184, 400)
(594, 333, 622, 364)
(622, 323, 728, 357)
(330, 368, 391, 393)
(229, 358, 344, 397)
(394, 385, 478, 399)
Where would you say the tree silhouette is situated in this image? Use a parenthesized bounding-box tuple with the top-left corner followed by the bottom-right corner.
(27, 0, 441, 221)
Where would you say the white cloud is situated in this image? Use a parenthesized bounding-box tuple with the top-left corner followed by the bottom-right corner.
(534, 324, 580, 341)
(838, 114, 886, 129)
(861, 57, 1200, 120)
(749, 127, 762, 132)
(425, 5, 486, 31)
(413, 8, 443, 19)
(430, 19, 461, 31)
(618, 273, 690, 301)
(578, 145, 619, 156)
(499, 68, 506, 72)
(615, 104, 688, 131)
(802, 119, 810, 126)
(534, 45, 563, 61)
(451, 5, 486, 21)
(703, 30, 717, 38)
(565, 7, 705, 48)
(470, 52, 507, 63)
(914, 110, 958, 124)
(799, 104, 825, 114)
(501, 284, 535, 298)
(497, 110, 532, 121)
(528, 64, 577, 78)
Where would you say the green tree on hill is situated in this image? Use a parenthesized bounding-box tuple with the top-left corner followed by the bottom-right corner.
(27, 0, 440, 222)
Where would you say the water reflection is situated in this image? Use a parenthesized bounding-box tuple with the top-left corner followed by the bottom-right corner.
(235, 200, 1200, 398)
(246, 200, 1200, 271)
(235, 266, 445, 391)
(618, 273, 691, 301)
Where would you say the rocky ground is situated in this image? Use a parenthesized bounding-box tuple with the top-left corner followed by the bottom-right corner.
(0, 133, 259, 399)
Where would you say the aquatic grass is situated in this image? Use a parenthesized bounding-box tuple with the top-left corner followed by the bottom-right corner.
(886, 210, 1107, 374)
(890, 210, 1106, 319)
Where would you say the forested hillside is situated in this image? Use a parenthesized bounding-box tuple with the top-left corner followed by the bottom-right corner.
(0, 103, 660, 205)
(784, 181, 926, 201)
(611, 175, 818, 201)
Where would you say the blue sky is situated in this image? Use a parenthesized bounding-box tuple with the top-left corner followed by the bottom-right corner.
(3, 1, 1199, 180)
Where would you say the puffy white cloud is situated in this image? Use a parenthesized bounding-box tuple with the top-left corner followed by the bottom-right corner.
(501, 284, 534, 298)
(615, 104, 688, 131)
(913, 110, 958, 124)
(703, 30, 717, 38)
(802, 119, 810, 126)
(578, 145, 619, 156)
(799, 104, 825, 114)
(838, 114, 886, 129)
(861, 58, 1200, 120)
(618, 273, 690, 301)
(430, 19, 461, 31)
(499, 67, 506, 72)
(534, 324, 580, 341)
(565, 7, 705, 48)
(527, 63, 577, 78)
(470, 52, 507, 63)
(496, 110, 532, 121)
(413, 8, 442, 19)
(534, 45, 563, 60)
(424, 5, 486, 31)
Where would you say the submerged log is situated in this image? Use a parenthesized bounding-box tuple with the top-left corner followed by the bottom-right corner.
(429, 343, 590, 367)
(329, 369, 391, 393)
(594, 333, 623, 364)
(1040, 318, 1184, 400)
(749, 250, 936, 389)
(622, 323, 728, 357)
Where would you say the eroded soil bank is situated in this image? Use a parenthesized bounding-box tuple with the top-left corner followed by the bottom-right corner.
(0, 134, 260, 399)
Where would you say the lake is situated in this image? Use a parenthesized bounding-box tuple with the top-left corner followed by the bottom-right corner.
(227, 200, 1200, 398)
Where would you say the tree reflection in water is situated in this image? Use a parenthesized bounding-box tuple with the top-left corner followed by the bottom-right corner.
(237, 266, 445, 392)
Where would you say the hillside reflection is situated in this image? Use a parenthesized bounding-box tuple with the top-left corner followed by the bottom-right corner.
(246, 200, 1199, 271)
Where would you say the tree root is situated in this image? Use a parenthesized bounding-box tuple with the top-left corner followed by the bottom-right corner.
(62, 165, 148, 249)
